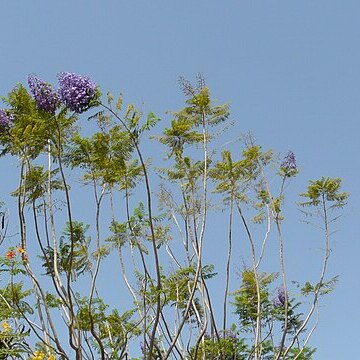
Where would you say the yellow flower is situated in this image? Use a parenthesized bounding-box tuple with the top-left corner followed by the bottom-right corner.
(31, 350, 45, 360)
(48, 355, 56, 360)
(1, 321, 11, 333)
(17, 246, 26, 253)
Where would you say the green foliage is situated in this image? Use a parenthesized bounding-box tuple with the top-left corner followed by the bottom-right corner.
(99, 308, 141, 354)
(299, 276, 339, 296)
(189, 334, 248, 360)
(210, 146, 271, 198)
(299, 177, 349, 208)
(160, 118, 204, 158)
(162, 266, 196, 307)
(11, 165, 64, 204)
(160, 84, 229, 159)
(40, 221, 92, 279)
(76, 295, 108, 331)
(0, 85, 49, 157)
(75, 295, 140, 357)
(233, 269, 277, 329)
(0, 324, 30, 359)
(286, 346, 316, 359)
(66, 125, 139, 188)
(0, 75, 347, 359)
(45, 292, 63, 308)
(0, 282, 33, 319)
(0, 85, 75, 159)
(180, 86, 229, 127)
(106, 220, 129, 248)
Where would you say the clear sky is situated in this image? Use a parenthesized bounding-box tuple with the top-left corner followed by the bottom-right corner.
(0, 1, 359, 358)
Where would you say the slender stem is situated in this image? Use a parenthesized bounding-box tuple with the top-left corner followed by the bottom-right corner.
(164, 105, 210, 359)
(235, 200, 262, 360)
(54, 127, 81, 358)
(223, 197, 233, 334)
(101, 103, 164, 359)
(88, 182, 106, 359)
(282, 195, 330, 358)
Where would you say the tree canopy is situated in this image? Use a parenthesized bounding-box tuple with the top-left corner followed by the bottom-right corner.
(0, 73, 348, 360)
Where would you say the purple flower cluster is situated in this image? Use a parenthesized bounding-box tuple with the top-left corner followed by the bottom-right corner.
(27, 74, 59, 114)
(0, 110, 14, 128)
(272, 287, 286, 308)
(223, 330, 237, 340)
(57, 72, 97, 113)
(281, 151, 297, 173)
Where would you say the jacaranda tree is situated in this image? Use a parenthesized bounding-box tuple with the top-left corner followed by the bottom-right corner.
(0, 73, 348, 359)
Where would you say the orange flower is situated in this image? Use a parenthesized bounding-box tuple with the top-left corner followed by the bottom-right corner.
(6, 250, 15, 260)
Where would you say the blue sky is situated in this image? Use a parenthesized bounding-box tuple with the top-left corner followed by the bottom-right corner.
(0, 1, 359, 358)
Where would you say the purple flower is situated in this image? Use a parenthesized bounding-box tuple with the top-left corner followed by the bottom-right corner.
(57, 72, 97, 113)
(273, 287, 286, 308)
(223, 330, 237, 340)
(0, 110, 14, 128)
(281, 151, 297, 174)
(27, 74, 59, 114)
